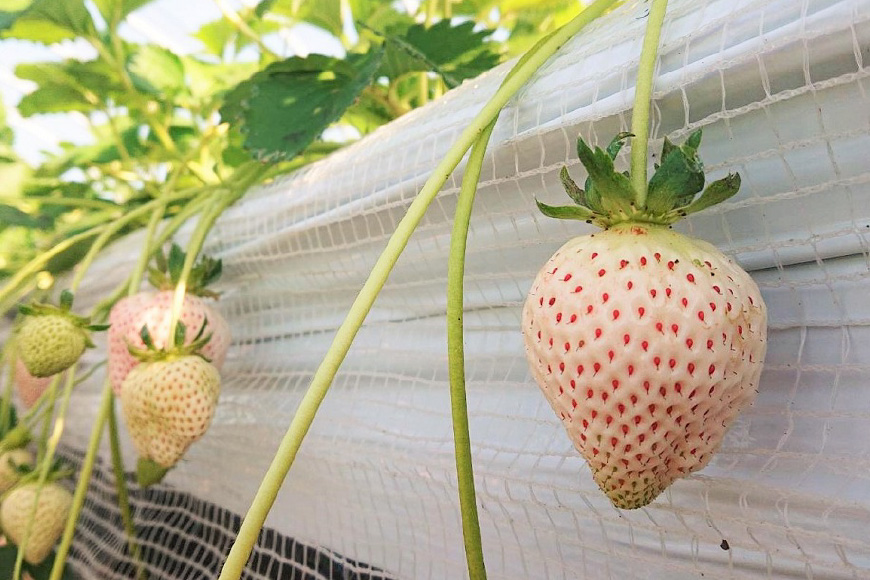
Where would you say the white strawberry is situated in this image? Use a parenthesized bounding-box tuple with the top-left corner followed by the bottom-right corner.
(108, 291, 230, 394)
(0, 482, 72, 565)
(13, 358, 52, 409)
(121, 354, 220, 484)
(107, 245, 230, 394)
(523, 131, 767, 509)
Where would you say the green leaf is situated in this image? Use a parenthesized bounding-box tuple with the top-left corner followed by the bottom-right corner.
(575, 137, 635, 215)
(15, 60, 122, 117)
(220, 49, 384, 162)
(2, 0, 96, 43)
(606, 132, 633, 160)
(267, 0, 343, 38)
(375, 19, 499, 88)
(92, 0, 156, 25)
(535, 199, 595, 222)
(680, 173, 741, 216)
(254, 0, 277, 18)
(0, 204, 52, 230)
(127, 45, 185, 96)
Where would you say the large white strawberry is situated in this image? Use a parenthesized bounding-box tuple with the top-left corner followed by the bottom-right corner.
(108, 291, 230, 393)
(107, 245, 230, 394)
(523, 132, 767, 509)
(120, 321, 221, 486)
(0, 481, 72, 565)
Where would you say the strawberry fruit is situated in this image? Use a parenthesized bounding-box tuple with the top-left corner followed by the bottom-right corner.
(15, 291, 107, 378)
(0, 481, 73, 565)
(107, 245, 230, 394)
(120, 321, 221, 486)
(522, 131, 767, 509)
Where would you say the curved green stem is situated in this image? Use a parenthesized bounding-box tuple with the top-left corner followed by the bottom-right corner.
(217, 2, 617, 577)
(630, 0, 670, 207)
(167, 163, 265, 342)
(447, 119, 496, 580)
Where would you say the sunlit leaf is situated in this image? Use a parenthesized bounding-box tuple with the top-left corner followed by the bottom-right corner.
(220, 49, 383, 162)
(2, 0, 96, 43)
(127, 45, 185, 96)
(375, 19, 500, 88)
(92, 0, 156, 25)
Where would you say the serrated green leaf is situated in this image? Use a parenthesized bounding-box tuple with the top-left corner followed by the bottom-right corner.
(575, 137, 635, 215)
(92, 0, 156, 25)
(535, 199, 595, 222)
(375, 19, 499, 88)
(127, 45, 184, 96)
(220, 49, 383, 162)
(2, 0, 96, 43)
(680, 173, 741, 216)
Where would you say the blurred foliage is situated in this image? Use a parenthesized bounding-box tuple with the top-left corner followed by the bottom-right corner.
(0, 0, 586, 287)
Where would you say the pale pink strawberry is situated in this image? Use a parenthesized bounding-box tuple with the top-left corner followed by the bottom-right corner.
(120, 355, 220, 469)
(13, 358, 52, 409)
(524, 131, 767, 509)
(107, 291, 230, 394)
(523, 224, 766, 508)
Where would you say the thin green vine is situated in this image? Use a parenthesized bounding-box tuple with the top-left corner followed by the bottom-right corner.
(217, 1, 618, 577)
(447, 119, 496, 580)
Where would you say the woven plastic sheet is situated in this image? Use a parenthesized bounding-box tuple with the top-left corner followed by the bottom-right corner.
(27, 0, 870, 578)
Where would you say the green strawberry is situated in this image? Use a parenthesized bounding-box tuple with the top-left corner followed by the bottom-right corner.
(16, 290, 108, 378)
(0, 449, 33, 495)
(0, 482, 72, 565)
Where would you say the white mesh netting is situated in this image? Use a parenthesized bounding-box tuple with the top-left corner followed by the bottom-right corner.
(13, 0, 870, 577)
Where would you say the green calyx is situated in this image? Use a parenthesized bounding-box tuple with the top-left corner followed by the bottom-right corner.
(137, 457, 170, 487)
(126, 319, 213, 364)
(147, 243, 222, 298)
(537, 130, 741, 228)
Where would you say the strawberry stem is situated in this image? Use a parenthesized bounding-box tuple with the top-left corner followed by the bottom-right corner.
(447, 119, 497, 580)
(166, 162, 265, 348)
(217, 2, 619, 577)
(630, 0, 670, 209)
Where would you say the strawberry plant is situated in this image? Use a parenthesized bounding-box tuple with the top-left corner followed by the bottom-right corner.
(0, 0, 770, 578)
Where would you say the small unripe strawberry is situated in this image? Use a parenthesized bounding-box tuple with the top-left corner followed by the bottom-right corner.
(0, 482, 72, 565)
(17, 315, 86, 378)
(121, 355, 221, 470)
(15, 290, 107, 378)
(0, 449, 33, 495)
